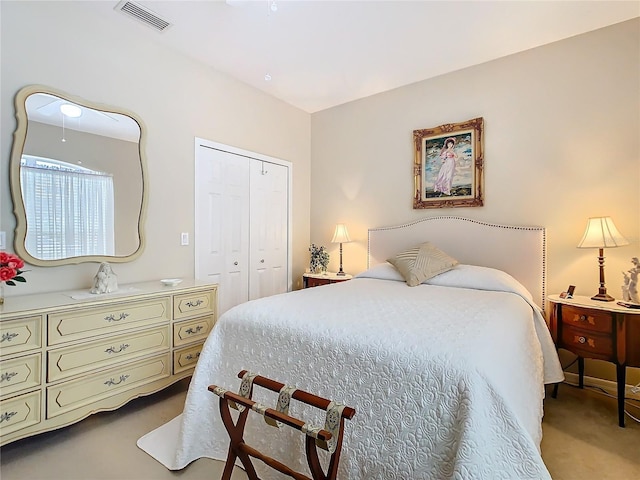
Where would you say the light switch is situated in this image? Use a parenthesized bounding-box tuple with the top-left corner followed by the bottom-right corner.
(181, 232, 189, 246)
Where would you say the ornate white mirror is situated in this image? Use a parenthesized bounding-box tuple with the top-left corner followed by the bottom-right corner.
(9, 85, 148, 266)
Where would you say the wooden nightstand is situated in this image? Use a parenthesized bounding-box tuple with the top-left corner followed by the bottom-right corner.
(302, 272, 352, 288)
(548, 295, 640, 427)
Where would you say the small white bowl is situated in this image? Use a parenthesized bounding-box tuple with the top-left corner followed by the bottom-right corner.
(161, 278, 182, 287)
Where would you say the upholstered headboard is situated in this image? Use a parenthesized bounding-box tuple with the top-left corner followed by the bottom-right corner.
(368, 216, 546, 309)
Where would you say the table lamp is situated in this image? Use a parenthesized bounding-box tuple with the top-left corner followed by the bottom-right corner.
(331, 224, 351, 276)
(577, 216, 629, 301)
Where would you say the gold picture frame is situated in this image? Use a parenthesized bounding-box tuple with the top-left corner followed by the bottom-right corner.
(413, 117, 484, 209)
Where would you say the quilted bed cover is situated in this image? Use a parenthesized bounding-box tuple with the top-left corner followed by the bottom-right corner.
(171, 272, 563, 479)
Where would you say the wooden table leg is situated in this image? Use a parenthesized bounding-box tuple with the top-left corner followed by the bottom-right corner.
(617, 364, 626, 428)
(578, 357, 584, 388)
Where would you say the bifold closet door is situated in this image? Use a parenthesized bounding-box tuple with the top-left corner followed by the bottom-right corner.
(195, 146, 250, 315)
(248, 160, 289, 301)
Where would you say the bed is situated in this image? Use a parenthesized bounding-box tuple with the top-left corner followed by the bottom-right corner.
(168, 216, 564, 479)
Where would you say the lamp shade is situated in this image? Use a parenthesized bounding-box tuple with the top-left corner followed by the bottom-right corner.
(577, 217, 629, 249)
(331, 224, 351, 244)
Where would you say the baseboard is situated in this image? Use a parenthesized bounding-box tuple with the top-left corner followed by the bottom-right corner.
(562, 372, 640, 401)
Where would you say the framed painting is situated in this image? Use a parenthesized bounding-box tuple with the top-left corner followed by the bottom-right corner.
(413, 117, 484, 209)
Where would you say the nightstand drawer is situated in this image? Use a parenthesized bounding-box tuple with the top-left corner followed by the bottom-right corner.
(561, 326, 613, 359)
(561, 306, 612, 334)
(306, 277, 331, 287)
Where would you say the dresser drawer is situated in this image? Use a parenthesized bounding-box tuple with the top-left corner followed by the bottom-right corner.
(561, 326, 613, 359)
(173, 316, 215, 347)
(0, 353, 42, 398)
(173, 343, 204, 374)
(173, 289, 216, 320)
(0, 390, 41, 436)
(0, 316, 42, 357)
(561, 305, 612, 334)
(47, 353, 171, 418)
(48, 326, 170, 382)
(48, 297, 171, 345)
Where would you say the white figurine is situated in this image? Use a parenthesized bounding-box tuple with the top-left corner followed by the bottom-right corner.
(622, 271, 631, 302)
(623, 257, 640, 304)
(90, 262, 118, 294)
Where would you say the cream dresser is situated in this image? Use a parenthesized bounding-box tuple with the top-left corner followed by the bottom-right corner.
(0, 280, 217, 446)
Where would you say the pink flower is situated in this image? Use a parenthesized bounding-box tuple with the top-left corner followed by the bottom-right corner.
(0, 251, 28, 286)
(0, 266, 17, 282)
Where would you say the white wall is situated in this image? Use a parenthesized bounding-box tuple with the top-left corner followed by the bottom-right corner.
(310, 19, 640, 385)
(311, 19, 639, 298)
(0, 1, 311, 295)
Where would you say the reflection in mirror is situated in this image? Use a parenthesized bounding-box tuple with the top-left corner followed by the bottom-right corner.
(10, 85, 147, 266)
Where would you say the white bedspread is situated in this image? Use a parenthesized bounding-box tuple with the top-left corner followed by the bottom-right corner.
(171, 274, 563, 479)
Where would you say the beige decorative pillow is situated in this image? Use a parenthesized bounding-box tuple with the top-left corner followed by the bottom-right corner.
(387, 242, 458, 287)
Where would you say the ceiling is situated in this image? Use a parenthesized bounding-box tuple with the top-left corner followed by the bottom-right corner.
(77, 1, 639, 113)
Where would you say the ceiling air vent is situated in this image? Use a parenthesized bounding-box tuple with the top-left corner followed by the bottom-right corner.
(115, 1, 172, 32)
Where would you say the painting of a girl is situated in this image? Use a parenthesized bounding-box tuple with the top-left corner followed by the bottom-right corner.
(433, 137, 458, 195)
(413, 117, 484, 209)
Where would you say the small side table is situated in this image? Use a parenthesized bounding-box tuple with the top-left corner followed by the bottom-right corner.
(548, 294, 640, 427)
(303, 272, 352, 288)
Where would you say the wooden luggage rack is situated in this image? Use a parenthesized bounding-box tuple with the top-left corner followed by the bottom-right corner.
(209, 370, 356, 480)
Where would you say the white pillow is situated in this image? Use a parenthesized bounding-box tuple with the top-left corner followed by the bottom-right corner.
(426, 264, 533, 302)
(354, 262, 405, 281)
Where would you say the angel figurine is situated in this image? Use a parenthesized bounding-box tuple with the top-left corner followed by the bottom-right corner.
(90, 262, 118, 294)
(623, 257, 639, 303)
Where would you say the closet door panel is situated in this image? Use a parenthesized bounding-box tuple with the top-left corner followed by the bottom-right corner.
(249, 161, 289, 301)
(195, 146, 250, 315)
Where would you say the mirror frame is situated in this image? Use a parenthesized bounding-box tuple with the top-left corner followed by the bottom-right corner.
(9, 85, 148, 266)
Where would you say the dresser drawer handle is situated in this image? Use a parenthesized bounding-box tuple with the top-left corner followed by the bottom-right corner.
(578, 336, 587, 344)
(104, 312, 130, 322)
(1, 332, 19, 343)
(0, 411, 18, 423)
(104, 374, 130, 387)
(186, 300, 203, 308)
(0, 372, 19, 383)
(185, 352, 201, 361)
(105, 344, 130, 354)
(579, 315, 587, 322)
(185, 326, 203, 335)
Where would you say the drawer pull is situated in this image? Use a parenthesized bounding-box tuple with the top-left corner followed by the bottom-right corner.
(186, 300, 203, 308)
(0, 411, 18, 423)
(104, 374, 130, 387)
(185, 326, 203, 335)
(234, 261, 238, 266)
(0, 372, 19, 383)
(105, 343, 130, 354)
(1, 332, 19, 343)
(579, 336, 586, 344)
(185, 352, 201, 361)
(579, 315, 587, 322)
(104, 312, 130, 322)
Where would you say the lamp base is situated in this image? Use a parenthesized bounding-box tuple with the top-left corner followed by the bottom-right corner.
(591, 292, 615, 302)
(336, 271, 346, 276)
